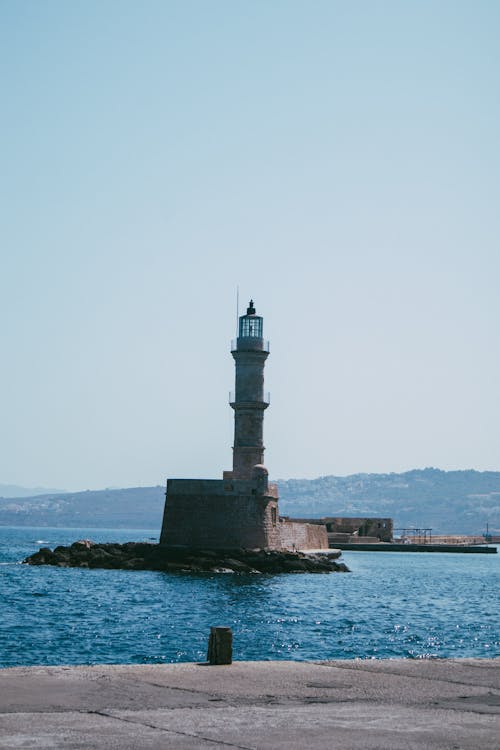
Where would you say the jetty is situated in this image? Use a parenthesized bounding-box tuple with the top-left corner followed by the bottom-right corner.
(330, 542, 497, 553)
(0, 658, 498, 748)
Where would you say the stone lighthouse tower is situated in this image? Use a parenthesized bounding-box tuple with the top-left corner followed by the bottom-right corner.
(159, 299, 328, 551)
(230, 300, 270, 479)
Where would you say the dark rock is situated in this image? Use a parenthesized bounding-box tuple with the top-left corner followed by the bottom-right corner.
(69, 551, 90, 563)
(220, 558, 254, 572)
(87, 549, 116, 569)
(335, 562, 350, 572)
(160, 561, 191, 571)
(23, 542, 349, 574)
(280, 559, 308, 572)
(27, 547, 56, 565)
(71, 540, 95, 550)
(121, 558, 146, 570)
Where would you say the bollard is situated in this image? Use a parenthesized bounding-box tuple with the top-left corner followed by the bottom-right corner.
(207, 626, 233, 665)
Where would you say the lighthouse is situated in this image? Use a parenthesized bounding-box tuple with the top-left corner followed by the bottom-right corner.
(230, 300, 270, 479)
(159, 299, 328, 551)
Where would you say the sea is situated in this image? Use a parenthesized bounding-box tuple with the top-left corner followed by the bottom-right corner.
(1, 526, 498, 668)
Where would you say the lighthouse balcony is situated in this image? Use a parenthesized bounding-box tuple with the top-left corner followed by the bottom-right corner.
(231, 338, 270, 353)
(229, 391, 270, 406)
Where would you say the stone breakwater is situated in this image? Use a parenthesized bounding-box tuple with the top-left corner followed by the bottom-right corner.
(23, 541, 349, 574)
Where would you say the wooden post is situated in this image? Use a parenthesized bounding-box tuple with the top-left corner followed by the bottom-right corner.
(207, 626, 233, 665)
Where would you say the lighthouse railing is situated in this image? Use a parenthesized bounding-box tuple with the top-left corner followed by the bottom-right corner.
(229, 391, 270, 405)
(231, 338, 270, 352)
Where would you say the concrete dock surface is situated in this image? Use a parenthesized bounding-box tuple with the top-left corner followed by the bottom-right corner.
(0, 658, 498, 749)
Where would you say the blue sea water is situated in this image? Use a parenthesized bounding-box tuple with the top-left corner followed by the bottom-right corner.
(0, 526, 498, 668)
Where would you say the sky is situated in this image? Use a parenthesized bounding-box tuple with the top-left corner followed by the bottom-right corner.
(1, 0, 499, 490)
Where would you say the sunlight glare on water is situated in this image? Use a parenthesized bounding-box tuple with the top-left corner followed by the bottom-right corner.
(0, 527, 498, 667)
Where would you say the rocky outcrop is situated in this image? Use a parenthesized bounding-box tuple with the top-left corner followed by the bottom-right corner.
(24, 540, 349, 574)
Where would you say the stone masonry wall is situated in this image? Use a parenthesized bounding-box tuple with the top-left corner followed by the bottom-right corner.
(277, 519, 329, 550)
(290, 516, 393, 543)
(323, 516, 393, 542)
(160, 479, 280, 550)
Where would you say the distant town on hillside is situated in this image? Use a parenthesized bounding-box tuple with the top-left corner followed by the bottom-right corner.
(1, 468, 499, 535)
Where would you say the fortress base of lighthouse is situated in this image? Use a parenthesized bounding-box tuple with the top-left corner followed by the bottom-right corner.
(160, 477, 279, 549)
(160, 474, 328, 551)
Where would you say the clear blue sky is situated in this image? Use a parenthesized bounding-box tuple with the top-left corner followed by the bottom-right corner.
(1, 0, 499, 490)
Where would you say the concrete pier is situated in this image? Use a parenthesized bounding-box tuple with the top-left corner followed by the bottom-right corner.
(331, 542, 498, 553)
(0, 658, 498, 748)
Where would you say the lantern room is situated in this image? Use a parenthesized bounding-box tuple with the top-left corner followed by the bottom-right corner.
(238, 300, 263, 338)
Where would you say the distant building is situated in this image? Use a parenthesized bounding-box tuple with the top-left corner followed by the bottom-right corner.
(324, 517, 393, 544)
(291, 517, 393, 544)
(160, 301, 327, 551)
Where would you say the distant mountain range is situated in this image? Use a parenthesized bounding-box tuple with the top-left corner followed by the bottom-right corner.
(0, 484, 65, 499)
(0, 486, 164, 530)
(277, 468, 500, 535)
(0, 469, 498, 535)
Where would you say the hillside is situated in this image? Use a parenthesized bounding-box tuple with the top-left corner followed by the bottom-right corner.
(0, 486, 165, 530)
(0, 484, 65, 499)
(278, 468, 500, 535)
(0, 469, 498, 534)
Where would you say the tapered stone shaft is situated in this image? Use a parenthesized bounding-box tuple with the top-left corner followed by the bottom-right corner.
(230, 300, 269, 479)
